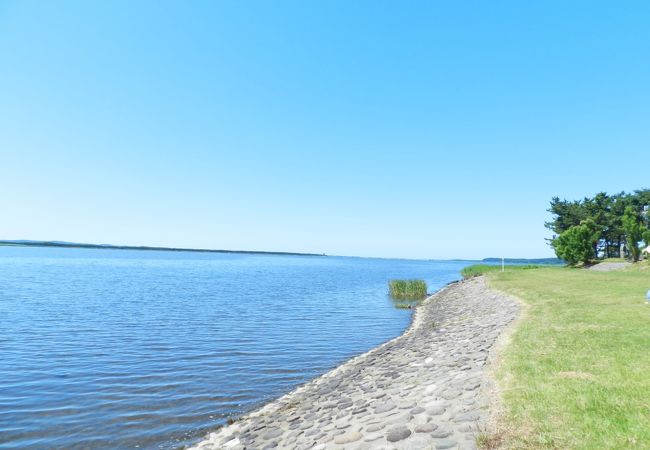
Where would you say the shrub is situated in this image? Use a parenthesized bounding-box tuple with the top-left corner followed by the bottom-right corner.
(552, 219, 600, 266)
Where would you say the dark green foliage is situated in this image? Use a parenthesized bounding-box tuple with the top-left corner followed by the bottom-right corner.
(546, 197, 588, 233)
(388, 279, 427, 299)
(551, 219, 600, 266)
(622, 206, 643, 262)
(547, 189, 650, 260)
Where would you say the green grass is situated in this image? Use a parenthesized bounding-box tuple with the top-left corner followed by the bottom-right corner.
(483, 262, 650, 449)
(461, 264, 542, 279)
(599, 257, 629, 262)
(388, 279, 427, 299)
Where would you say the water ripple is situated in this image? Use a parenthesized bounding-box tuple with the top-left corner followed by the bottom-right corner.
(0, 247, 470, 449)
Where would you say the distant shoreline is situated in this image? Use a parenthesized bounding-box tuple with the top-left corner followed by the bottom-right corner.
(0, 240, 562, 263)
(0, 240, 326, 257)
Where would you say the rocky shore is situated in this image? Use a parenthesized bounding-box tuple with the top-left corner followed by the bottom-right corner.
(190, 277, 519, 450)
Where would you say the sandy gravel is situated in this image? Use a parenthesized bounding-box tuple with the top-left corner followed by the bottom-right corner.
(588, 262, 631, 271)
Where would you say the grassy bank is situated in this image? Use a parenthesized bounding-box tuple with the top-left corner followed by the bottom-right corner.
(461, 264, 541, 278)
(475, 263, 650, 449)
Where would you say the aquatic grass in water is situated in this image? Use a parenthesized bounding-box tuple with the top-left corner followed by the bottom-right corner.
(393, 302, 414, 309)
(388, 279, 427, 299)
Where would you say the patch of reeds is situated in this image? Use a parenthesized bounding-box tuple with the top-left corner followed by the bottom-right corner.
(388, 279, 427, 300)
(393, 302, 414, 309)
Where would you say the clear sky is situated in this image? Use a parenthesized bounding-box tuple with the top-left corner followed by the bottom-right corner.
(1, 1, 649, 259)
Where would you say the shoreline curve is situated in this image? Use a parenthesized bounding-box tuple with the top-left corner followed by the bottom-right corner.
(190, 277, 519, 450)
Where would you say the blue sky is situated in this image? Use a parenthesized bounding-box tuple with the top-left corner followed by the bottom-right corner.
(1, 1, 649, 259)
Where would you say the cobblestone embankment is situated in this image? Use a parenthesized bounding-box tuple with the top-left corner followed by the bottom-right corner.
(191, 277, 519, 450)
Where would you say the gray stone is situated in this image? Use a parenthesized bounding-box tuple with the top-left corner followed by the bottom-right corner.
(452, 411, 480, 422)
(363, 432, 383, 442)
(430, 428, 452, 438)
(441, 389, 461, 400)
(426, 406, 446, 416)
(366, 423, 385, 432)
(262, 429, 283, 440)
(414, 422, 438, 433)
(375, 401, 397, 413)
(335, 420, 350, 429)
(410, 406, 425, 415)
(435, 439, 458, 449)
(398, 401, 416, 409)
(333, 431, 363, 444)
(296, 443, 316, 450)
(354, 443, 373, 450)
(287, 430, 302, 438)
(405, 438, 431, 450)
(386, 425, 411, 442)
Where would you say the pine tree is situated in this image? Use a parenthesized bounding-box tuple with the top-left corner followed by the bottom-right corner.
(622, 206, 643, 262)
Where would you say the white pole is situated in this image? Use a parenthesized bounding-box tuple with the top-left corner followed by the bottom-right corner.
(502, 257, 505, 272)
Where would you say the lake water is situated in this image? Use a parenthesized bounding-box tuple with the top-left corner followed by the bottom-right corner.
(0, 247, 472, 449)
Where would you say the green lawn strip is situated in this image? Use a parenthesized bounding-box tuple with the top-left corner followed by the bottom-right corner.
(483, 266, 650, 449)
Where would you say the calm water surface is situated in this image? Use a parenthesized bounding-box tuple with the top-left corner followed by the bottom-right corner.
(0, 247, 472, 449)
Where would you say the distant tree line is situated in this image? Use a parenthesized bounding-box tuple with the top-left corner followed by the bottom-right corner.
(546, 189, 650, 265)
